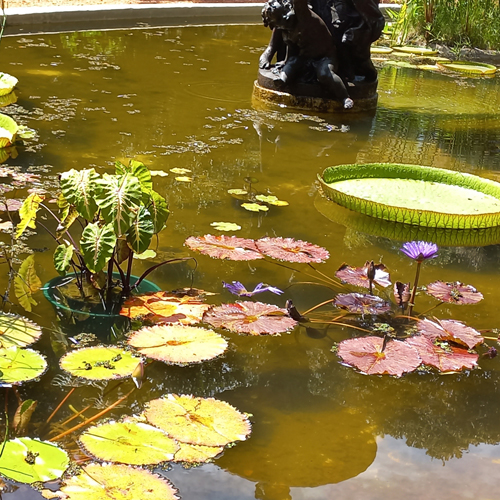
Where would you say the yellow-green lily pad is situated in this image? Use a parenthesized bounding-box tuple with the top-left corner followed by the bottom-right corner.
(79, 419, 179, 465)
(59, 346, 140, 381)
(255, 195, 289, 206)
(210, 221, 241, 231)
(170, 168, 191, 174)
(393, 46, 438, 56)
(0, 73, 18, 97)
(0, 113, 19, 149)
(241, 203, 269, 212)
(371, 46, 393, 54)
(0, 313, 42, 348)
(437, 61, 497, 75)
(0, 347, 47, 386)
(175, 176, 192, 182)
(227, 189, 248, 196)
(173, 442, 224, 464)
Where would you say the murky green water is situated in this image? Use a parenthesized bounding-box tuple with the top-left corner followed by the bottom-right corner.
(2, 23, 500, 500)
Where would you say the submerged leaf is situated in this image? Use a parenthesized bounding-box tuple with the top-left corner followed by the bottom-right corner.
(0, 313, 42, 348)
(120, 291, 210, 325)
(145, 394, 251, 447)
(203, 301, 297, 335)
(337, 336, 421, 376)
(334, 293, 392, 315)
(79, 419, 178, 465)
(59, 346, 139, 381)
(0, 347, 47, 385)
(256, 237, 329, 263)
(0, 438, 69, 484)
(59, 463, 179, 500)
(417, 317, 484, 349)
(335, 261, 391, 289)
(426, 281, 484, 305)
(185, 235, 263, 261)
(128, 324, 228, 365)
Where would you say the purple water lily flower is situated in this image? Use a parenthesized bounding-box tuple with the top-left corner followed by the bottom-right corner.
(400, 241, 438, 263)
(223, 281, 284, 297)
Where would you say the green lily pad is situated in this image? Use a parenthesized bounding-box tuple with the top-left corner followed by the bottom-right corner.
(210, 221, 241, 231)
(393, 46, 438, 55)
(371, 46, 393, 54)
(320, 163, 500, 229)
(0, 438, 69, 483)
(0, 113, 19, 149)
(170, 167, 191, 174)
(0, 313, 42, 348)
(255, 195, 289, 206)
(133, 249, 157, 259)
(241, 203, 269, 212)
(79, 419, 179, 465)
(0, 347, 47, 386)
(437, 61, 497, 75)
(173, 442, 224, 464)
(0, 73, 18, 97)
(59, 346, 140, 381)
(227, 188, 248, 196)
(60, 463, 179, 500)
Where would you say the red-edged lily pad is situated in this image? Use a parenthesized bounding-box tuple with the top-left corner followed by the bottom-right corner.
(185, 235, 263, 261)
(406, 335, 478, 372)
(203, 301, 297, 335)
(426, 281, 483, 305)
(337, 336, 421, 376)
(334, 293, 392, 315)
(418, 317, 484, 349)
(255, 237, 329, 263)
(335, 261, 391, 289)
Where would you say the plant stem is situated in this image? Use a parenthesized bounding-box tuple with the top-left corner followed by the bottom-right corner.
(408, 261, 422, 318)
(302, 298, 334, 316)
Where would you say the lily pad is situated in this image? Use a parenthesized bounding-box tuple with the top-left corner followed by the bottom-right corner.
(59, 463, 179, 500)
(203, 301, 297, 335)
(320, 163, 500, 229)
(337, 336, 421, 376)
(393, 46, 438, 55)
(127, 324, 228, 365)
(417, 317, 484, 349)
(210, 221, 241, 231)
(170, 168, 191, 174)
(256, 237, 329, 263)
(227, 188, 248, 196)
(79, 419, 179, 465)
(120, 291, 210, 325)
(173, 442, 224, 464)
(437, 61, 497, 75)
(426, 281, 484, 305)
(0, 113, 19, 149)
(334, 293, 392, 315)
(0, 438, 69, 484)
(0, 347, 47, 385)
(335, 261, 391, 289)
(371, 46, 393, 54)
(0, 313, 42, 348)
(185, 235, 264, 261)
(145, 394, 251, 447)
(0, 73, 18, 97)
(241, 202, 269, 212)
(59, 346, 139, 381)
(255, 195, 289, 206)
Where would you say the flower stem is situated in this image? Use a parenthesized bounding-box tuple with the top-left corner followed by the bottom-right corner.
(408, 261, 422, 318)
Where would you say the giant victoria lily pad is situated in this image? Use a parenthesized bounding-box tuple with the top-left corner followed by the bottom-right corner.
(319, 163, 500, 229)
(0, 347, 47, 385)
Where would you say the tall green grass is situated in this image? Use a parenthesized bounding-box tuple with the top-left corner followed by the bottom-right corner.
(390, 0, 500, 50)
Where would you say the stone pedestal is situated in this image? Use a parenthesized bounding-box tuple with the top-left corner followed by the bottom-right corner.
(253, 68, 378, 113)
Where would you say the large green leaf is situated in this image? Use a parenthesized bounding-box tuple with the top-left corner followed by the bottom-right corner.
(60, 168, 100, 221)
(14, 254, 42, 312)
(0, 346, 47, 385)
(54, 243, 74, 276)
(115, 159, 153, 194)
(0, 72, 18, 97)
(16, 193, 45, 239)
(96, 173, 142, 236)
(320, 163, 500, 229)
(126, 206, 154, 254)
(56, 205, 79, 239)
(0, 113, 18, 149)
(148, 190, 169, 234)
(81, 222, 116, 273)
(0, 313, 42, 348)
(79, 419, 178, 465)
(0, 437, 69, 483)
(437, 60, 497, 75)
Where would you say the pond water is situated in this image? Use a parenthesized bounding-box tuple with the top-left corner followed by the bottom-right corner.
(2, 23, 500, 500)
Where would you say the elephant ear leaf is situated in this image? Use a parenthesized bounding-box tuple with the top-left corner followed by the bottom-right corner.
(53, 244, 74, 276)
(16, 193, 45, 239)
(59, 168, 99, 221)
(116, 159, 153, 194)
(126, 206, 154, 254)
(96, 173, 142, 236)
(149, 190, 169, 234)
(80, 222, 116, 273)
(14, 254, 42, 312)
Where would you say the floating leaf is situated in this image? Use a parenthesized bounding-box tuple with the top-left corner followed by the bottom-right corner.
(79, 419, 178, 465)
(59, 463, 179, 500)
(0, 313, 42, 348)
(145, 394, 251, 447)
(256, 237, 329, 263)
(227, 188, 248, 196)
(393, 46, 438, 55)
(0, 113, 19, 149)
(0, 72, 18, 97)
(120, 291, 210, 325)
(133, 249, 156, 260)
(185, 235, 263, 261)
(0, 438, 69, 484)
(426, 281, 484, 305)
(241, 203, 268, 212)
(255, 195, 289, 206)
(210, 222, 241, 231)
(335, 261, 391, 289)
(59, 346, 139, 381)
(337, 336, 421, 376)
(0, 199, 22, 212)
(417, 317, 484, 349)
(175, 176, 192, 182)
(406, 335, 478, 372)
(14, 254, 42, 312)
(203, 301, 297, 335)
(128, 324, 227, 365)
(437, 60, 497, 75)
(149, 170, 169, 177)
(0, 347, 47, 385)
(334, 293, 392, 315)
(173, 442, 224, 464)
(170, 168, 191, 174)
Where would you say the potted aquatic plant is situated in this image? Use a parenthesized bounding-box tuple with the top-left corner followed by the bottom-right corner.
(16, 159, 171, 317)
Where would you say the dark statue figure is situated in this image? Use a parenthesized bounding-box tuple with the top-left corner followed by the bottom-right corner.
(258, 0, 384, 109)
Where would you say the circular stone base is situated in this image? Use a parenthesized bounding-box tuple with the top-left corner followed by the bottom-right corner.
(253, 68, 378, 113)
